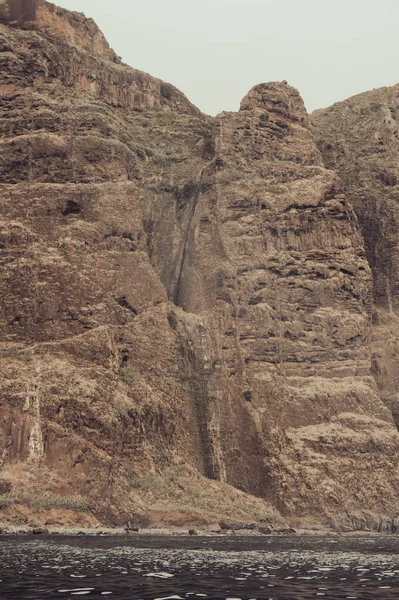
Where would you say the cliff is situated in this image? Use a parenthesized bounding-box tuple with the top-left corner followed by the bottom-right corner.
(312, 85, 399, 460)
(1, 0, 399, 532)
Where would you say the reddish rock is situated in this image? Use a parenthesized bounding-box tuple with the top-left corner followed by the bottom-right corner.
(0, 0, 399, 531)
(312, 86, 399, 448)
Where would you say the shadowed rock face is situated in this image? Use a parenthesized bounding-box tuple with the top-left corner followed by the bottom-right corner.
(1, 0, 37, 23)
(311, 86, 399, 311)
(1, 0, 399, 531)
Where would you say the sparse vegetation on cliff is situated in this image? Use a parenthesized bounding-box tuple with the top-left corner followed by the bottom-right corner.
(1, 0, 399, 533)
(0, 491, 91, 512)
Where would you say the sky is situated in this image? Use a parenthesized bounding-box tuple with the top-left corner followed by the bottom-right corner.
(56, 0, 399, 115)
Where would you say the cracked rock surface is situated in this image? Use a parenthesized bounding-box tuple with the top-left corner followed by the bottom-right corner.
(1, 0, 399, 531)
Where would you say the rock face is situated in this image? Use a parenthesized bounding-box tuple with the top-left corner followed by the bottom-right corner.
(312, 86, 399, 445)
(1, 0, 399, 530)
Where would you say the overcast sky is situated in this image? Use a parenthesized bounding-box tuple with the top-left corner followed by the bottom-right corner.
(56, 0, 399, 115)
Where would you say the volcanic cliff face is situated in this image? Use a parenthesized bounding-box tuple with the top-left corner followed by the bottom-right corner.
(1, 0, 399, 531)
(312, 87, 399, 443)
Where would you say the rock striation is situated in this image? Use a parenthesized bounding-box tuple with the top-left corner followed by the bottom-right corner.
(312, 86, 399, 452)
(1, 0, 399, 531)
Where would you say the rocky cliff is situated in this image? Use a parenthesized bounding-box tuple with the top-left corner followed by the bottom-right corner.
(312, 86, 399, 460)
(1, 0, 399, 532)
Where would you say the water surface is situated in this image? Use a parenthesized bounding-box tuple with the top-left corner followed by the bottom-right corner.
(1, 534, 399, 599)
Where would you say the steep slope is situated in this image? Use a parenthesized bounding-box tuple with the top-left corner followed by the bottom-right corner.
(0, 0, 284, 529)
(312, 86, 399, 438)
(172, 82, 399, 529)
(1, 0, 399, 531)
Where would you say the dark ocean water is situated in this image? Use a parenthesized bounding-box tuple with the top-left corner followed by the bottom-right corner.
(0, 534, 399, 599)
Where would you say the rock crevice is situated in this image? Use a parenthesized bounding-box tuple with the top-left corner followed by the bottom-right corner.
(1, 1, 399, 530)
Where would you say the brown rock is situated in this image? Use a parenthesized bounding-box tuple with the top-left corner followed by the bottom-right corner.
(312, 86, 399, 445)
(1, 0, 399, 532)
(0, 480, 11, 495)
(258, 526, 273, 535)
(32, 527, 49, 535)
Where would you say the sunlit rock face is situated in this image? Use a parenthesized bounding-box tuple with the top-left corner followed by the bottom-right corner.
(312, 86, 399, 451)
(1, 0, 399, 531)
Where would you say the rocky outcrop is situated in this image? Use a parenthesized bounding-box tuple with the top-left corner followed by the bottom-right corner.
(312, 86, 399, 441)
(1, 0, 399, 530)
(174, 82, 399, 524)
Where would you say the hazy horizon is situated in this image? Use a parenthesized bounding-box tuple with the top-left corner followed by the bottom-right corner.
(55, 0, 399, 115)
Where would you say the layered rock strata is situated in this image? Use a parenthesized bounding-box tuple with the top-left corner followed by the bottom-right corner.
(312, 86, 399, 444)
(1, 0, 399, 530)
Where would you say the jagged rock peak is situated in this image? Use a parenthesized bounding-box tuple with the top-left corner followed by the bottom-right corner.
(0, 0, 120, 62)
(240, 81, 308, 124)
(0, 0, 201, 115)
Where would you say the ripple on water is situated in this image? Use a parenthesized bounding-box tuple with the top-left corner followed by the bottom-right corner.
(1, 536, 399, 599)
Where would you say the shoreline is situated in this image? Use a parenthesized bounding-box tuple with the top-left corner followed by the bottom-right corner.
(0, 525, 395, 538)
